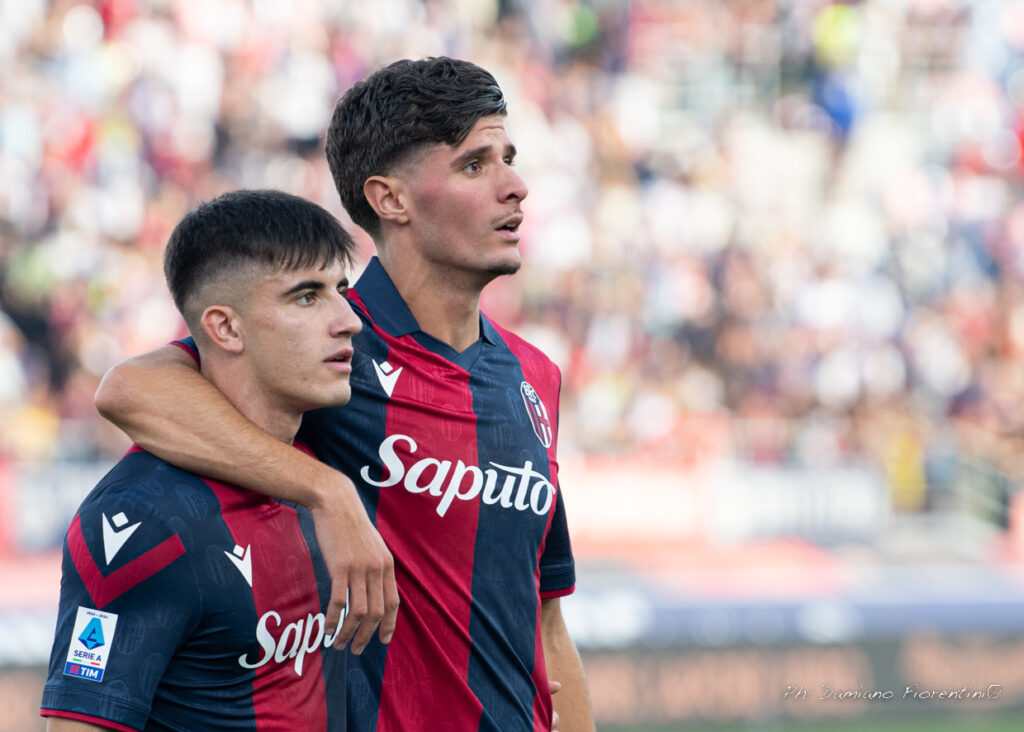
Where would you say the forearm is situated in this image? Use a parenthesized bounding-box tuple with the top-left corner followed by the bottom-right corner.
(542, 598, 595, 732)
(95, 345, 343, 509)
(97, 345, 398, 651)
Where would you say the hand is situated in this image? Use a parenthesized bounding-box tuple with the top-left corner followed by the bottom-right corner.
(550, 680, 561, 731)
(310, 488, 400, 654)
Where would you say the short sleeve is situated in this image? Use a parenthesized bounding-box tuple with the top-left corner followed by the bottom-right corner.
(538, 484, 576, 598)
(41, 480, 198, 731)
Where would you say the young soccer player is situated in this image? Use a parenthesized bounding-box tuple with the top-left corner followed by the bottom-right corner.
(42, 189, 361, 731)
(97, 57, 595, 731)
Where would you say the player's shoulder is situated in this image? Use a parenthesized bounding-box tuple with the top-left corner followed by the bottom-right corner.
(92, 448, 203, 493)
(487, 318, 560, 375)
(78, 449, 212, 526)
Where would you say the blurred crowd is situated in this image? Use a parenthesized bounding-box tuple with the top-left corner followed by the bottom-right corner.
(3, 0, 1024, 516)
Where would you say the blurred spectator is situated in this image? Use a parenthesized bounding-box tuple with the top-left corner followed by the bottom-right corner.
(4, 0, 1024, 540)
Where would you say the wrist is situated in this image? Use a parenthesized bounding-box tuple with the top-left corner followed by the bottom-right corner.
(303, 462, 359, 513)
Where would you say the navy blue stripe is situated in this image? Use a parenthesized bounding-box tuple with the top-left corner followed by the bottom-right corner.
(298, 294, 391, 731)
(43, 452, 265, 730)
(296, 507, 347, 732)
(465, 343, 549, 732)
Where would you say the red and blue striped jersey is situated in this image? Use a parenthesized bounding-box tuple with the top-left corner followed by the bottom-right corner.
(299, 257, 576, 732)
(41, 448, 346, 731)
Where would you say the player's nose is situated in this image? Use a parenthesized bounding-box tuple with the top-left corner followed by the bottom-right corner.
(330, 295, 362, 337)
(501, 165, 528, 202)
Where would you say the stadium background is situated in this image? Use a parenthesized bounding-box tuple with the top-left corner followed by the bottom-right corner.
(3, 0, 1024, 729)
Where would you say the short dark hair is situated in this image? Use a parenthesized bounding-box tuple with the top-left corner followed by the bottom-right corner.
(164, 189, 356, 320)
(325, 56, 507, 240)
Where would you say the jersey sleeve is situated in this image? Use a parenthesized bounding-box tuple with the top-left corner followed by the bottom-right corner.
(536, 361, 576, 599)
(538, 481, 576, 598)
(41, 473, 199, 731)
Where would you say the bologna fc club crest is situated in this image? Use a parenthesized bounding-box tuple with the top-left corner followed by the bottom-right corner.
(520, 382, 553, 448)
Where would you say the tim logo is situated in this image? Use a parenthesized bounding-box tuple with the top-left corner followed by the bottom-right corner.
(520, 382, 553, 448)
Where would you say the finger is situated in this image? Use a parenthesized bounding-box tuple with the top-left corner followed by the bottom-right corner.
(379, 556, 399, 645)
(333, 577, 365, 650)
(549, 680, 561, 731)
(350, 565, 385, 655)
(324, 582, 347, 640)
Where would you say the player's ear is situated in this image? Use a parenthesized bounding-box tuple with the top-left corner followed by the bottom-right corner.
(364, 176, 409, 226)
(200, 305, 245, 354)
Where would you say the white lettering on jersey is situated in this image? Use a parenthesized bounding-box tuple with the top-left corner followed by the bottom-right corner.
(239, 610, 340, 677)
(359, 434, 555, 517)
(102, 512, 141, 565)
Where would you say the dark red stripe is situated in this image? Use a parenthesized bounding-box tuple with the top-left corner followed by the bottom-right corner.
(373, 330, 483, 731)
(540, 585, 575, 600)
(202, 480, 328, 732)
(68, 515, 185, 609)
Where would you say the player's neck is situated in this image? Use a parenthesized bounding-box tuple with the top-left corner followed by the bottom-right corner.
(201, 362, 300, 445)
(379, 255, 485, 354)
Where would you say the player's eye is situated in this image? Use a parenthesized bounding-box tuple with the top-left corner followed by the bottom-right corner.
(463, 160, 481, 174)
(296, 292, 316, 305)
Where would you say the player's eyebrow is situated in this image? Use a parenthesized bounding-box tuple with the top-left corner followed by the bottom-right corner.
(280, 277, 349, 299)
(281, 280, 325, 298)
(451, 143, 517, 170)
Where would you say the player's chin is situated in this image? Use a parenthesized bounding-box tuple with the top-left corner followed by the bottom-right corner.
(487, 257, 522, 277)
(313, 381, 352, 409)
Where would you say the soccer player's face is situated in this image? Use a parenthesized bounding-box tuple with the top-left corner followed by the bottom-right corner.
(401, 115, 528, 282)
(244, 259, 362, 414)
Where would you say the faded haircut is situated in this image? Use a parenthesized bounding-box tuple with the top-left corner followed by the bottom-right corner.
(163, 189, 356, 330)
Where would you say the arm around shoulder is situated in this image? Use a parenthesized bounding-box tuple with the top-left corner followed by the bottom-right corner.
(95, 344, 206, 460)
(94, 344, 399, 654)
(96, 344, 330, 506)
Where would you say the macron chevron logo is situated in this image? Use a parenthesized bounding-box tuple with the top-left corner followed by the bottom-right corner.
(373, 359, 403, 397)
(225, 544, 253, 587)
(102, 512, 141, 565)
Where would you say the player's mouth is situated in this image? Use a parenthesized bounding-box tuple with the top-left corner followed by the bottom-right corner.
(495, 213, 523, 240)
(325, 348, 353, 373)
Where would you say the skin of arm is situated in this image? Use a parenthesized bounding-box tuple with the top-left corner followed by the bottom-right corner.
(47, 719, 114, 731)
(94, 345, 398, 653)
(541, 597, 595, 732)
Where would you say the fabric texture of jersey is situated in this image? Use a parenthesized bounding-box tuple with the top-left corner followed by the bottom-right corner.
(298, 257, 577, 732)
(40, 447, 346, 732)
